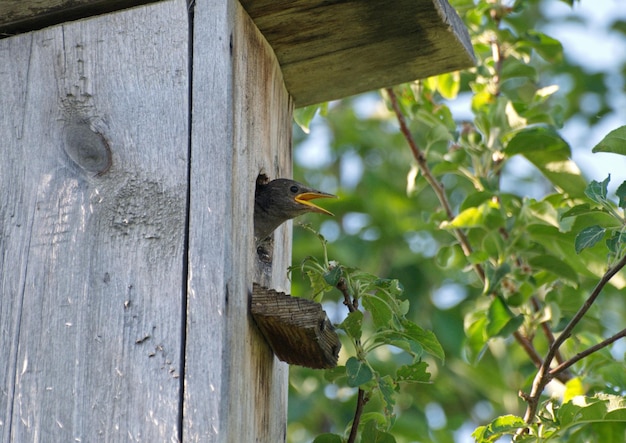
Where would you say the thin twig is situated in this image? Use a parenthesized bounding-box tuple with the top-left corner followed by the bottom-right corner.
(550, 328, 626, 377)
(386, 86, 553, 371)
(347, 389, 368, 443)
(543, 253, 626, 374)
(512, 331, 543, 369)
(530, 296, 564, 365)
(522, 253, 626, 423)
(385, 87, 485, 282)
(336, 276, 366, 441)
(337, 277, 358, 312)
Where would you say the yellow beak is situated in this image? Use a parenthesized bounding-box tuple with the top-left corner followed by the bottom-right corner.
(294, 192, 336, 216)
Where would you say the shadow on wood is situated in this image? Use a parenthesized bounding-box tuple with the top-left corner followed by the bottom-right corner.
(251, 283, 341, 369)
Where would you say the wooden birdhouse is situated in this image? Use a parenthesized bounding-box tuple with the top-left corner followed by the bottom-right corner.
(0, 0, 473, 441)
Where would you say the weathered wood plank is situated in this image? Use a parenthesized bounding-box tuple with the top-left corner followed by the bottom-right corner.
(0, 0, 159, 36)
(1, 0, 474, 109)
(240, 0, 475, 107)
(251, 284, 341, 369)
(0, 1, 189, 441)
(183, 0, 292, 441)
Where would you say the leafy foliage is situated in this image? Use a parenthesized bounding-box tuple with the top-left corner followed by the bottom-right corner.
(473, 394, 626, 442)
(291, 230, 443, 441)
(287, 0, 626, 442)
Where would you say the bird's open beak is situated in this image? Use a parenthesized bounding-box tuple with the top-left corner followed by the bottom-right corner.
(295, 192, 336, 216)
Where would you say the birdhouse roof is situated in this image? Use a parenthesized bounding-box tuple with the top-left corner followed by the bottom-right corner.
(240, 0, 475, 107)
(0, 0, 474, 107)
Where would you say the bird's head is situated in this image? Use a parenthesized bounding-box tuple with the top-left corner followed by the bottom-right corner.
(254, 178, 336, 241)
(257, 178, 335, 218)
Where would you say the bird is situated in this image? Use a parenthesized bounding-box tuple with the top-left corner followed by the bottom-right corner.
(254, 178, 336, 242)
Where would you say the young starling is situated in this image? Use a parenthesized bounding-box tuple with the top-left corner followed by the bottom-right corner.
(254, 178, 336, 242)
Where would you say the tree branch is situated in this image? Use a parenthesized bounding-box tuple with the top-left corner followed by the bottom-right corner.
(337, 277, 358, 312)
(385, 87, 485, 282)
(522, 253, 626, 424)
(347, 389, 368, 443)
(550, 327, 626, 377)
(531, 296, 565, 366)
(336, 275, 367, 442)
(385, 86, 557, 377)
(512, 330, 543, 369)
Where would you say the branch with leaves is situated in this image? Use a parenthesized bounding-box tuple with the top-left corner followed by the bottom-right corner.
(290, 1, 626, 441)
(291, 226, 443, 443)
(385, 32, 626, 443)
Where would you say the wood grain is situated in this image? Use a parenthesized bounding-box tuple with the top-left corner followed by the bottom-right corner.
(1, 0, 475, 108)
(0, 0, 472, 439)
(251, 284, 341, 369)
(240, 0, 475, 106)
(0, 0, 159, 36)
(182, 1, 292, 441)
(0, 1, 189, 441)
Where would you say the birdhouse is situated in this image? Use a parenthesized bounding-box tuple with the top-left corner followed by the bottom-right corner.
(0, 0, 474, 441)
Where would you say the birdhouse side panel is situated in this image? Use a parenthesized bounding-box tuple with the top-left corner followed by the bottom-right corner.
(184, 0, 292, 441)
(0, 1, 189, 441)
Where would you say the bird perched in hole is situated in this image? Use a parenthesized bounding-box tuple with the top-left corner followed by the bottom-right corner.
(254, 178, 336, 242)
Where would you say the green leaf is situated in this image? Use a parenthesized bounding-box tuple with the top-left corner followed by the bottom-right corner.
(503, 129, 586, 197)
(606, 231, 626, 255)
(361, 420, 397, 443)
(575, 225, 606, 254)
(377, 375, 396, 416)
(500, 58, 537, 81)
(558, 394, 626, 427)
(396, 361, 431, 383)
(472, 415, 526, 441)
(523, 30, 563, 62)
(362, 293, 393, 329)
(401, 320, 445, 361)
(299, 256, 333, 297)
(592, 125, 626, 156)
(500, 77, 537, 103)
(617, 180, 626, 209)
(486, 296, 524, 338)
(483, 263, 510, 295)
(504, 126, 568, 155)
(323, 365, 347, 383)
(563, 377, 586, 404)
(294, 104, 323, 133)
(585, 175, 610, 203)
(560, 203, 594, 219)
(359, 412, 387, 428)
(323, 265, 343, 287)
(528, 255, 579, 287)
(370, 330, 423, 357)
(339, 310, 364, 340)
(346, 357, 373, 387)
(313, 434, 343, 443)
(374, 278, 404, 297)
(464, 313, 489, 364)
(436, 71, 460, 99)
(530, 152, 586, 197)
(441, 201, 504, 230)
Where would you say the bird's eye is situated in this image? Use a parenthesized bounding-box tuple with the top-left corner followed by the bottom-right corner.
(290, 185, 299, 193)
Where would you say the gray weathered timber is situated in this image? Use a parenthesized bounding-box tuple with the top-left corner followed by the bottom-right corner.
(182, 1, 292, 440)
(0, 1, 189, 441)
(0, 0, 159, 35)
(239, 0, 475, 106)
(1, 0, 475, 109)
(1, 0, 292, 441)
